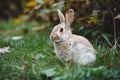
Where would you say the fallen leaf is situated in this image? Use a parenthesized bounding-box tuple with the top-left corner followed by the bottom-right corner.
(42, 68, 57, 77)
(0, 47, 10, 54)
(11, 36, 23, 40)
(115, 14, 120, 19)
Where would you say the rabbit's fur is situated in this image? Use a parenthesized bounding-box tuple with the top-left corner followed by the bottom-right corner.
(50, 9, 96, 65)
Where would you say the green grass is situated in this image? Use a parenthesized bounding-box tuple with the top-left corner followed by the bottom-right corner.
(0, 21, 120, 80)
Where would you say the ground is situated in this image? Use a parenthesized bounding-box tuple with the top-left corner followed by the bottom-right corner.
(0, 21, 120, 80)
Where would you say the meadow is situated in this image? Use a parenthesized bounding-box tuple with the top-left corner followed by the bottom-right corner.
(0, 21, 120, 80)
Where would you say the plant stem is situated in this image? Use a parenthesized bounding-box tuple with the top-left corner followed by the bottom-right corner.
(106, 0, 117, 49)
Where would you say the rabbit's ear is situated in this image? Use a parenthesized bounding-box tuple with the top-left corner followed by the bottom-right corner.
(58, 10, 65, 23)
(65, 9, 74, 26)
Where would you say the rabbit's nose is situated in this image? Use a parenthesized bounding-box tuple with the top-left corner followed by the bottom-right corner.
(51, 36, 54, 39)
(50, 35, 54, 41)
(51, 34, 55, 38)
(50, 34, 59, 40)
(51, 36, 53, 38)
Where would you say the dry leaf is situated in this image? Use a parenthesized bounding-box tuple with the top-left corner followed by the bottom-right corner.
(0, 47, 10, 54)
(11, 36, 23, 40)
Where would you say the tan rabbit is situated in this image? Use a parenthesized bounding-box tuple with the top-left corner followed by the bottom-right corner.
(50, 9, 96, 65)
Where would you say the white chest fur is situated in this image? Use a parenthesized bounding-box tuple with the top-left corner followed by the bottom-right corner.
(54, 40, 72, 61)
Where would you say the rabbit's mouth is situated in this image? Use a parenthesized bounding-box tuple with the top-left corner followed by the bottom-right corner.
(50, 37, 61, 43)
(54, 39, 61, 42)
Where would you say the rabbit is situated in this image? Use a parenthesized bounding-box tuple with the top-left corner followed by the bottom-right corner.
(50, 9, 96, 65)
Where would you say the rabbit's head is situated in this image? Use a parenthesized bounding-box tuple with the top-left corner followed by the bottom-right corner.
(50, 9, 74, 42)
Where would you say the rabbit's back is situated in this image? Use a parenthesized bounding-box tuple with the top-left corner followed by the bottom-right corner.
(54, 34, 96, 65)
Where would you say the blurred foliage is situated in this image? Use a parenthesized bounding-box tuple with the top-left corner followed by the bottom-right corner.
(0, 0, 27, 20)
(23, 0, 120, 42)
(0, 0, 120, 43)
(63, 0, 120, 42)
(24, 0, 64, 24)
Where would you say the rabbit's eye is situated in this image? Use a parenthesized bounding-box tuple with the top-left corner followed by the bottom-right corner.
(60, 28, 63, 32)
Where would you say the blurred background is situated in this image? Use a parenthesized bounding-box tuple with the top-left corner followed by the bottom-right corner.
(0, 0, 120, 43)
(0, 0, 120, 79)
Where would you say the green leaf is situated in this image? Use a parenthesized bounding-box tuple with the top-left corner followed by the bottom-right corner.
(61, 72, 69, 79)
(42, 68, 57, 77)
(53, 77, 61, 80)
(52, 2, 64, 8)
(103, 33, 112, 38)
(115, 14, 120, 19)
(78, 26, 84, 32)
(90, 66, 106, 76)
(38, 9, 50, 16)
(52, 2, 64, 12)
(84, 29, 92, 35)
(91, 30, 100, 37)
(36, 0, 44, 4)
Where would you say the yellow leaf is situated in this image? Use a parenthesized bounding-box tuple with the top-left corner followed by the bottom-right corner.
(13, 15, 23, 25)
(24, 8, 30, 13)
(87, 20, 92, 25)
(26, 0, 37, 7)
(93, 17, 97, 24)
